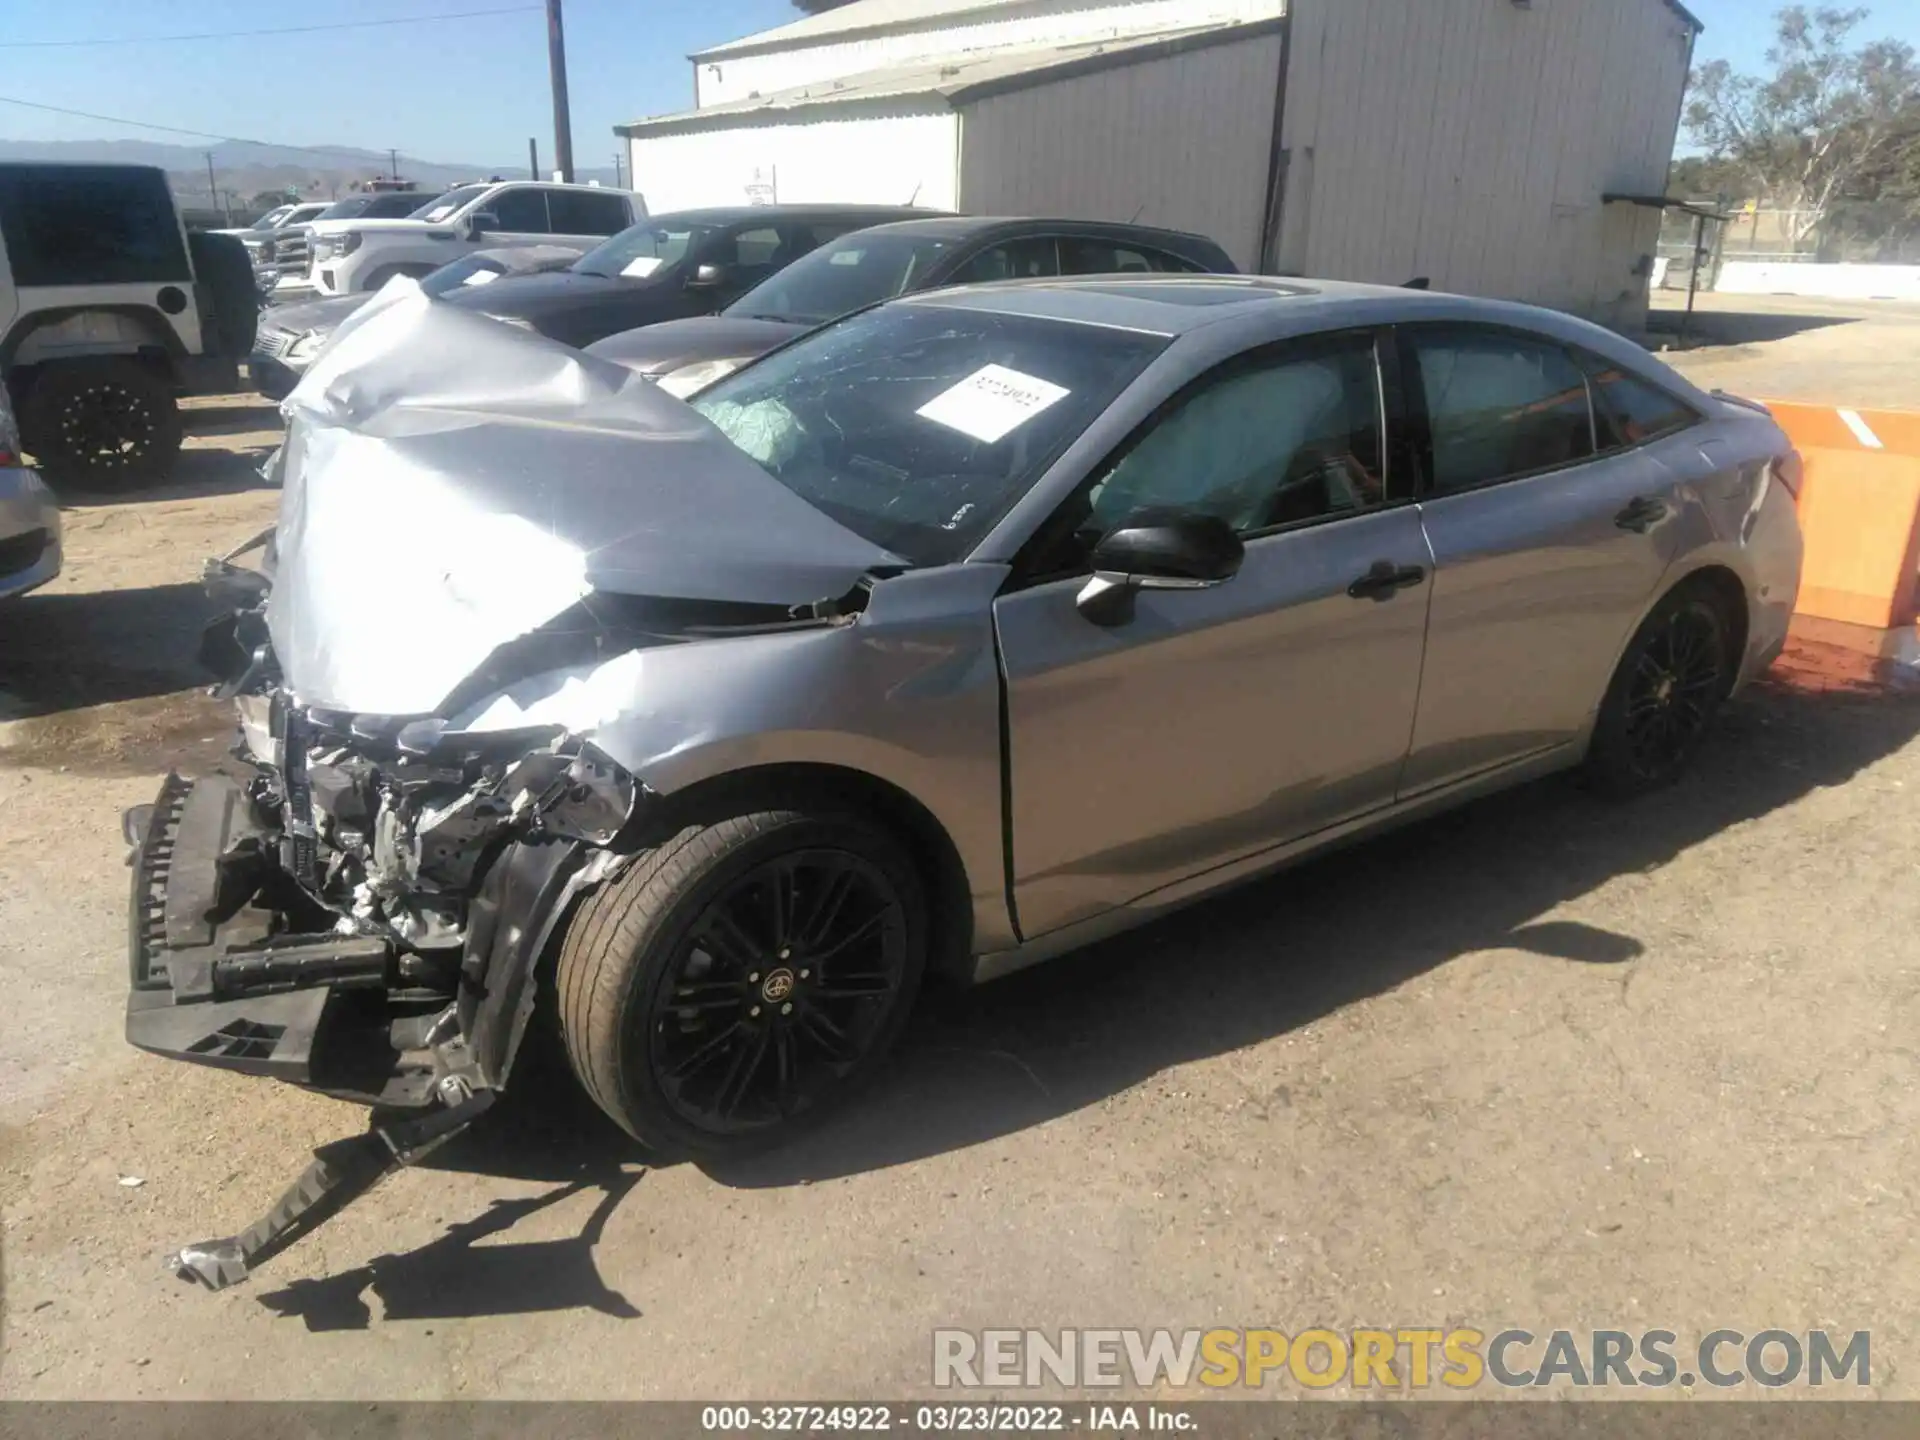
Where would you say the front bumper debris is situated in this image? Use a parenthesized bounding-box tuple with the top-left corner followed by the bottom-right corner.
(125, 767, 505, 1288)
(169, 1090, 494, 1292)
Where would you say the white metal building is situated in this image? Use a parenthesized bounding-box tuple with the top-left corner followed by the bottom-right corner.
(619, 0, 1702, 329)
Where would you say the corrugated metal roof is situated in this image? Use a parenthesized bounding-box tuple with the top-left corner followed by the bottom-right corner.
(692, 0, 1056, 61)
(692, 0, 1697, 62)
(628, 18, 1280, 137)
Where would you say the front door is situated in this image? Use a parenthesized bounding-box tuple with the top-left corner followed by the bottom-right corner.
(1397, 325, 1695, 796)
(992, 330, 1433, 938)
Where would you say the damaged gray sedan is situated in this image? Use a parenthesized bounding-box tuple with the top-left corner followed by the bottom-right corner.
(127, 275, 1802, 1289)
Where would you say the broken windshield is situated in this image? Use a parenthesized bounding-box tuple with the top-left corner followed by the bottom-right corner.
(689, 303, 1166, 566)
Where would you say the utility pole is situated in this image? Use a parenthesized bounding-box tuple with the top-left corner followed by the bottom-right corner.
(613, 150, 624, 190)
(546, 0, 575, 182)
(204, 151, 228, 224)
(389, 147, 399, 182)
(529, 137, 540, 181)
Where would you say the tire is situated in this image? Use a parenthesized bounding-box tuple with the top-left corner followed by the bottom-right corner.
(1583, 581, 1735, 799)
(19, 358, 184, 488)
(555, 805, 928, 1158)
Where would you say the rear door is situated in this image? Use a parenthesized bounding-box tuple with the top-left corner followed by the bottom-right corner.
(992, 328, 1434, 936)
(1398, 323, 1695, 796)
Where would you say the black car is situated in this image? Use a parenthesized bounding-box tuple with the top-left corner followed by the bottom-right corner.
(436, 204, 943, 349)
(584, 216, 1239, 396)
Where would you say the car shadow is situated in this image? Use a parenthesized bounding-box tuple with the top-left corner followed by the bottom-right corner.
(731, 676, 1916, 1185)
(0, 581, 215, 715)
(51, 443, 277, 509)
(413, 664, 1920, 1205)
(254, 1169, 645, 1332)
(1646, 307, 1859, 346)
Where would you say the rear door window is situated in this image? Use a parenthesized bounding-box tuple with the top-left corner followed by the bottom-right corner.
(949, 237, 1059, 284)
(1404, 327, 1596, 493)
(547, 189, 631, 236)
(1059, 237, 1196, 274)
(0, 165, 190, 287)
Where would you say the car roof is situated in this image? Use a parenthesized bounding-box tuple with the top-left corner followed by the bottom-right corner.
(900, 275, 1681, 378)
(837, 215, 1219, 246)
(640, 204, 949, 227)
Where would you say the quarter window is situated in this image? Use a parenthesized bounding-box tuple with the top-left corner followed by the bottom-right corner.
(1082, 333, 1388, 543)
(1407, 329, 1595, 493)
(1580, 355, 1699, 450)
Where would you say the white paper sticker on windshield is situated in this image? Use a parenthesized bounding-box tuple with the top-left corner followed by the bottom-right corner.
(460, 268, 501, 286)
(916, 365, 1070, 444)
(621, 256, 664, 278)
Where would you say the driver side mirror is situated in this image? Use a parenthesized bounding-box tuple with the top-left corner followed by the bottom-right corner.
(686, 261, 731, 290)
(1074, 510, 1245, 626)
(466, 211, 501, 238)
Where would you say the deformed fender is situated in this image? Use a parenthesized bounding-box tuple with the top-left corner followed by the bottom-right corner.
(458, 835, 636, 1091)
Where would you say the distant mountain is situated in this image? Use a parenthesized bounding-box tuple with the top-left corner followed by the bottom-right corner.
(0, 137, 631, 220)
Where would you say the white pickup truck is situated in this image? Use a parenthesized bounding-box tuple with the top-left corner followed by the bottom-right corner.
(303, 179, 645, 296)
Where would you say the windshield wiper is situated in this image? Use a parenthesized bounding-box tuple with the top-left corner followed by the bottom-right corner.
(740, 312, 799, 324)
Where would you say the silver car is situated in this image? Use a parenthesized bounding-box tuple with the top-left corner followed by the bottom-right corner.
(0, 384, 60, 599)
(124, 277, 1802, 1289)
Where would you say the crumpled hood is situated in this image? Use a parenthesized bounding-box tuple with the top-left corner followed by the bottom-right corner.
(267, 282, 900, 717)
(585, 315, 805, 377)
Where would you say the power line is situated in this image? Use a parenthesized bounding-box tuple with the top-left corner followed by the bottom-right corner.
(0, 92, 426, 166)
(0, 6, 540, 49)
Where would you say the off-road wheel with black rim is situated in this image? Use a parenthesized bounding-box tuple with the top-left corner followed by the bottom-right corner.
(20, 357, 183, 488)
(555, 805, 928, 1157)
(1583, 580, 1736, 798)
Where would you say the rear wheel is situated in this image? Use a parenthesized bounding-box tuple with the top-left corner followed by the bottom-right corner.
(20, 358, 183, 488)
(1584, 582, 1735, 797)
(555, 805, 927, 1157)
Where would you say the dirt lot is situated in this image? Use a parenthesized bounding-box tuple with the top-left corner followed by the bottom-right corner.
(1, 314, 1917, 1401)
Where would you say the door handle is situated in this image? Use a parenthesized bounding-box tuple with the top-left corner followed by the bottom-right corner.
(1347, 560, 1427, 601)
(1614, 496, 1671, 533)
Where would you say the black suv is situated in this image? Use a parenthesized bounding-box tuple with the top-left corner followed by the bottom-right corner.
(585, 216, 1238, 395)
(437, 204, 944, 349)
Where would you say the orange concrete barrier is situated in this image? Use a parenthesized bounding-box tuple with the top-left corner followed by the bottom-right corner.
(1763, 401, 1920, 646)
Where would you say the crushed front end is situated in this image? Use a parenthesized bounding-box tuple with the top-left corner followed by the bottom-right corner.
(125, 671, 641, 1288)
(121, 286, 898, 1291)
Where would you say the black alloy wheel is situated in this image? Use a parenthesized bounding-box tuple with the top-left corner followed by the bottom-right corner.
(1585, 583, 1735, 797)
(1621, 600, 1727, 780)
(648, 849, 910, 1134)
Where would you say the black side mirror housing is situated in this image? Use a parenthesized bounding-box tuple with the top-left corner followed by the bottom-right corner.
(686, 262, 730, 290)
(1076, 510, 1245, 625)
(467, 212, 500, 238)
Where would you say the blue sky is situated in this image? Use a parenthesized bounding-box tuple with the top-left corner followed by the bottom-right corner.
(0, 0, 1916, 168)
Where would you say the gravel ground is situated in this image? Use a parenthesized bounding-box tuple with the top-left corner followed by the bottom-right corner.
(0, 327, 1916, 1402)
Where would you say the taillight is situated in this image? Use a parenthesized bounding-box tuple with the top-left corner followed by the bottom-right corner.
(1770, 450, 1803, 500)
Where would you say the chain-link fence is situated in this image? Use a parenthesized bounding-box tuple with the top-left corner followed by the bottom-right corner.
(1657, 204, 1920, 287)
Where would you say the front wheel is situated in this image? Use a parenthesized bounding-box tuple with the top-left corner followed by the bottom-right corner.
(19, 358, 183, 488)
(555, 806, 928, 1157)
(1583, 583, 1735, 798)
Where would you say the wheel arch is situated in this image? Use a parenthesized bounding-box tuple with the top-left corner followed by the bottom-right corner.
(1667, 562, 1751, 696)
(641, 761, 977, 986)
(3, 304, 186, 383)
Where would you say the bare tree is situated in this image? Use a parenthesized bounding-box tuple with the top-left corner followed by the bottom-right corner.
(1684, 5, 1919, 240)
